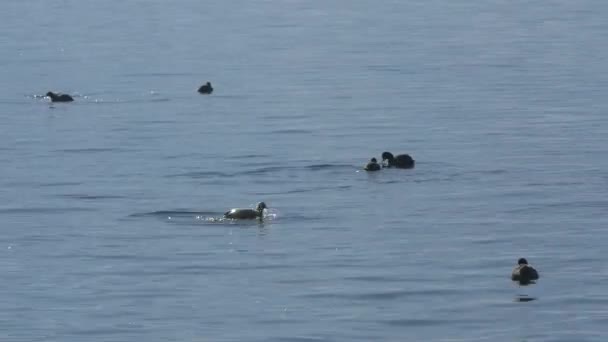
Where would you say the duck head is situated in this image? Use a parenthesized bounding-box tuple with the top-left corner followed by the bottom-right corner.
(381, 152, 394, 166)
(256, 202, 267, 214)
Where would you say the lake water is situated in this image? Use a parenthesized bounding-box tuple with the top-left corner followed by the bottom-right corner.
(1, 1, 608, 341)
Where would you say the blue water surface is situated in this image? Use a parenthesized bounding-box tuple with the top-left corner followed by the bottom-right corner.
(1, 1, 608, 341)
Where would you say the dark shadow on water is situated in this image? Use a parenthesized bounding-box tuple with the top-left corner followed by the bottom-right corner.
(515, 295, 537, 302)
(38, 181, 83, 187)
(514, 280, 538, 302)
(268, 128, 313, 135)
(382, 318, 450, 327)
(59, 193, 126, 200)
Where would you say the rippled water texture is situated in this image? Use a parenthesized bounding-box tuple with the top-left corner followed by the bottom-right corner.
(1, 1, 608, 341)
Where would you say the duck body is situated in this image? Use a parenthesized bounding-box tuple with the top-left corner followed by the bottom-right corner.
(382, 152, 415, 169)
(224, 202, 267, 220)
(224, 208, 259, 219)
(511, 258, 539, 284)
(364, 158, 381, 171)
(46, 91, 74, 102)
(198, 82, 213, 94)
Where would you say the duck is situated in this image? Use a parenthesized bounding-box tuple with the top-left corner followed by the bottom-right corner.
(381, 151, 415, 169)
(46, 91, 74, 102)
(198, 82, 213, 94)
(364, 158, 381, 171)
(224, 202, 267, 220)
(511, 258, 539, 285)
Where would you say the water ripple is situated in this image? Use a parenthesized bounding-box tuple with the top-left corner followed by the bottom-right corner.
(129, 210, 219, 218)
(54, 147, 127, 154)
(0, 206, 95, 214)
(166, 163, 359, 179)
(301, 288, 460, 301)
(59, 194, 125, 200)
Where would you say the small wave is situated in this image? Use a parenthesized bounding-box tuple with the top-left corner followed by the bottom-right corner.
(59, 194, 125, 200)
(506, 199, 608, 214)
(266, 336, 328, 342)
(0, 207, 94, 214)
(166, 170, 232, 179)
(121, 72, 193, 78)
(227, 153, 271, 160)
(305, 163, 357, 171)
(168, 163, 359, 180)
(55, 147, 125, 154)
(133, 119, 177, 125)
(301, 288, 458, 300)
(237, 163, 354, 175)
(38, 181, 82, 187)
(173, 262, 289, 274)
(474, 169, 508, 175)
(262, 185, 352, 195)
(67, 327, 136, 337)
(382, 318, 449, 327)
(263, 114, 309, 120)
(270, 129, 313, 135)
(82, 97, 171, 104)
(470, 237, 504, 245)
(129, 210, 218, 218)
(244, 165, 288, 175)
(0, 99, 33, 105)
(342, 275, 406, 283)
(263, 208, 279, 220)
(366, 64, 404, 73)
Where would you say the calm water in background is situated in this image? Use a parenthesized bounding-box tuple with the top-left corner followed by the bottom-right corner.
(1, 1, 608, 341)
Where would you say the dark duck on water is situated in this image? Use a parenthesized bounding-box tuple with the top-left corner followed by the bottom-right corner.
(46, 91, 74, 102)
(381, 151, 415, 169)
(224, 202, 267, 220)
(511, 258, 539, 285)
(198, 82, 213, 94)
(364, 158, 381, 171)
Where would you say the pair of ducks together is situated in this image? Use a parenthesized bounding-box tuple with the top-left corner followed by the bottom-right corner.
(364, 152, 415, 171)
(45, 82, 214, 103)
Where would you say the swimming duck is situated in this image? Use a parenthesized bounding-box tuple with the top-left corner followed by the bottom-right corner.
(364, 158, 381, 171)
(198, 82, 213, 94)
(224, 202, 267, 219)
(511, 258, 539, 285)
(381, 151, 415, 169)
(46, 91, 74, 102)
